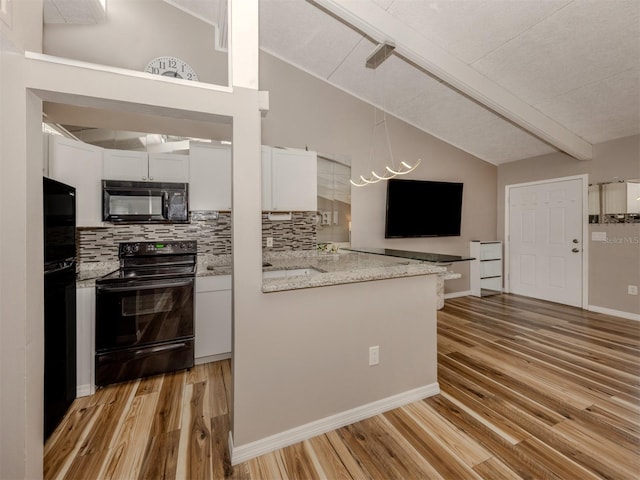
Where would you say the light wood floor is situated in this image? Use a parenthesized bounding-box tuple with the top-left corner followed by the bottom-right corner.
(45, 294, 640, 479)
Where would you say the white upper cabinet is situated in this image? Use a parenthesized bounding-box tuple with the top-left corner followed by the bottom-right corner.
(102, 149, 148, 181)
(103, 150, 189, 182)
(148, 153, 190, 182)
(189, 142, 232, 211)
(262, 146, 317, 211)
(47, 135, 104, 227)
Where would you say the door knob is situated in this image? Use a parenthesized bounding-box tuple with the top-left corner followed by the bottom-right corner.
(572, 239, 579, 244)
(572, 248, 580, 253)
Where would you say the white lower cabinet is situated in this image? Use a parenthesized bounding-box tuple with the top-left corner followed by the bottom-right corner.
(76, 286, 95, 397)
(470, 241, 503, 297)
(195, 275, 232, 362)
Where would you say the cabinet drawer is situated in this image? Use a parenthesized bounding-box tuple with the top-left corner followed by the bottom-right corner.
(196, 275, 232, 292)
(480, 276, 502, 293)
(480, 242, 502, 260)
(480, 259, 502, 278)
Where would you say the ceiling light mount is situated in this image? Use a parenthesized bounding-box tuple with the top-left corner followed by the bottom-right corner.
(365, 42, 395, 69)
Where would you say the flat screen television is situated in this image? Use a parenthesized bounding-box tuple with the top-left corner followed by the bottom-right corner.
(385, 179, 463, 238)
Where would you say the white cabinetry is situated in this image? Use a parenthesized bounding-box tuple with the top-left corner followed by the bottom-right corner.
(470, 241, 503, 297)
(262, 146, 317, 211)
(195, 275, 232, 362)
(148, 153, 190, 182)
(103, 149, 189, 182)
(48, 135, 104, 227)
(76, 286, 95, 397)
(189, 142, 232, 211)
(102, 149, 147, 181)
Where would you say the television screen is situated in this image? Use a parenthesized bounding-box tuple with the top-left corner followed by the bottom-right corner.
(385, 179, 463, 238)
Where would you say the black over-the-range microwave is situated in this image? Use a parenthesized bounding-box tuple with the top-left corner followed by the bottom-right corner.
(102, 180, 189, 223)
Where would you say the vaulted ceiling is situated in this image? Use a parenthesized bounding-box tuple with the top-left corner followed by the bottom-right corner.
(259, 0, 640, 165)
(45, 0, 640, 165)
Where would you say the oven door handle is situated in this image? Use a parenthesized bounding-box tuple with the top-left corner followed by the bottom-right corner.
(96, 279, 194, 292)
(133, 342, 189, 356)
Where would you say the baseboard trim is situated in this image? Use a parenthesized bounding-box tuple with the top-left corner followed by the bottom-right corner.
(444, 290, 471, 299)
(587, 305, 640, 322)
(195, 352, 232, 365)
(230, 382, 440, 465)
(77, 384, 93, 398)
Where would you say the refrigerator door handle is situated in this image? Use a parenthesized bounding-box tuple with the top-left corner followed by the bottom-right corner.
(44, 260, 76, 275)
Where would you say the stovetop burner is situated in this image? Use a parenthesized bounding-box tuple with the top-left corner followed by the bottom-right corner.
(99, 265, 196, 282)
(97, 241, 197, 285)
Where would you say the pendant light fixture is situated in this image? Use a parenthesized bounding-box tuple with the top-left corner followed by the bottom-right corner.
(351, 42, 421, 187)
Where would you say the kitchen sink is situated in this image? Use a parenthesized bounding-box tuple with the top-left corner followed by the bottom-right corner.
(262, 267, 323, 279)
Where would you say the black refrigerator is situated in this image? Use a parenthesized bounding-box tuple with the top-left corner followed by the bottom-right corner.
(43, 177, 77, 440)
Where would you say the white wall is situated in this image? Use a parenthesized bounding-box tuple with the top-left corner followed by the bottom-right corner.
(44, 0, 228, 86)
(0, 1, 45, 477)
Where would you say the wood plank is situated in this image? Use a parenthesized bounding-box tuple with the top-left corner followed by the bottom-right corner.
(325, 430, 374, 480)
(472, 457, 523, 480)
(150, 369, 186, 437)
(551, 419, 640, 479)
(306, 434, 361, 480)
(185, 381, 212, 480)
(44, 405, 102, 480)
(278, 441, 320, 479)
(211, 414, 233, 479)
(137, 430, 180, 480)
(425, 394, 561, 479)
(403, 401, 493, 467)
(383, 408, 482, 479)
(101, 391, 160, 480)
(206, 360, 229, 417)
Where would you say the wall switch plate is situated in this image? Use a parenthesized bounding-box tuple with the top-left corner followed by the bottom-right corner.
(266, 237, 273, 247)
(369, 346, 379, 366)
(628, 285, 638, 295)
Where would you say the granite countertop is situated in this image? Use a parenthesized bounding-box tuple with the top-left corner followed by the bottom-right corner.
(260, 250, 446, 293)
(79, 251, 454, 292)
(76, 261, 119, 288)
(197, 250, 449, 292)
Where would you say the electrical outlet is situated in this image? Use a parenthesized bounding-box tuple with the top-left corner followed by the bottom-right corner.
(369, 346, 379, 366)
(266, 237, 273, 247)
(628, 285, 638, 295)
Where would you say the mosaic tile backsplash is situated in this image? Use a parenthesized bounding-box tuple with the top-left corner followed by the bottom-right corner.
(78, 212, 317, 263)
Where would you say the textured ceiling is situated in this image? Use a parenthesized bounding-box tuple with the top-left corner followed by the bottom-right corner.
(259, 0, 640, 165)
(46, 0, 640, 165)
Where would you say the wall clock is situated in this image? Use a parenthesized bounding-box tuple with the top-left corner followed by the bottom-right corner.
(144, 56, 199, 81)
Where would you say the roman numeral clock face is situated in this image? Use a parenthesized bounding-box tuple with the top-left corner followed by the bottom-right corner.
(144, 56, 199, 81)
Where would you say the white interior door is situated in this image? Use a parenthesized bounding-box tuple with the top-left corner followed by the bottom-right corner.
(508, 177, 585, 307)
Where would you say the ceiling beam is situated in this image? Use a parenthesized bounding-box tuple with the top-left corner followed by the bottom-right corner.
(312, 0, 593, 161)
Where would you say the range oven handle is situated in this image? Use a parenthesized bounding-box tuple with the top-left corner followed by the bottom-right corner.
(96, 278, 194, 292)
(133, 342, 188, 356)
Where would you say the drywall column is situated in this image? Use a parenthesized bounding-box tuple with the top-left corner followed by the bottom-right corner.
(0, 36, 45, 480)
(229, 0, 262, 446)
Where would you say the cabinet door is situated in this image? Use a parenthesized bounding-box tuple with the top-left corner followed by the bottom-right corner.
(195, 286, 232, 359)
(149, 152, 190, 183)
(48, 135, 103, 227)
(189, 142, 232, 211)
(76, 287, 95, 397)
(270, 148, 317, 211)
(103, 149, 148, 181)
